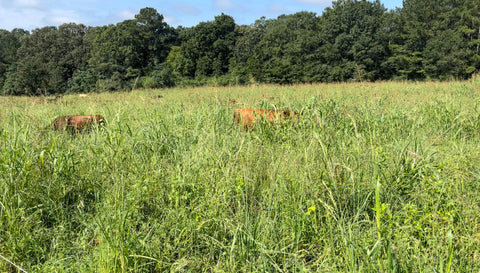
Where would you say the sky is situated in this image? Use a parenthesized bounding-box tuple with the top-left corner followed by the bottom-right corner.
(0, 0, 403, 31)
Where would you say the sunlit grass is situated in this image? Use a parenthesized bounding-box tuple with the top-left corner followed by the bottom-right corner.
(1, 79, 480, 272)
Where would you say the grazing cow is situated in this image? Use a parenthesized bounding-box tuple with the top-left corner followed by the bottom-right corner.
(233, 108, 300, 130)
(52, 115, 104, 132)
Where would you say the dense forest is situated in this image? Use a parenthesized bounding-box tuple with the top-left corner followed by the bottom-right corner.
(0, 0, 479, 95)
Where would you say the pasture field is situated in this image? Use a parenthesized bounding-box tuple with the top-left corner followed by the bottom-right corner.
(1, 79, 480, 272)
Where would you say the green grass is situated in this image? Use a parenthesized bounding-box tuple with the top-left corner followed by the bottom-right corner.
(1, 79, 480, 272)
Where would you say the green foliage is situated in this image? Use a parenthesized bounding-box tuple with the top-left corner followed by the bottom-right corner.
(141, 65, 176, 89)
(320, 0, 391, 81)
(1, 2, 480, 95)
(176, 13, 236, 79)
(86, 7, 176, 92)
(0, 29, 27, 92)
(4, 24, 89, 95)
(251, 12, 324, 83)
(68, 67, 98, 93)
(387, 0, 480, 80)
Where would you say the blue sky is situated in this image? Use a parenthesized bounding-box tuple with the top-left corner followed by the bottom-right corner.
(0, 0, 403, 31)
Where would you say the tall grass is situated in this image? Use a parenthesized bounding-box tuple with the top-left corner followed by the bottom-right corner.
(1, 79, 480, 272)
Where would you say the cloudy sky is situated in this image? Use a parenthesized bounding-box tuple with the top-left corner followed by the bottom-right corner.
(0, 0, 403, 31)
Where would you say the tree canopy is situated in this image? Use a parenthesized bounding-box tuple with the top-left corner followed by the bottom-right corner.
(1, 1, 479, 95)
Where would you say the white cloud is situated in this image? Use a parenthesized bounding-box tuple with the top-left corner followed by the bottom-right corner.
(268, 4, 288, 14)
(215, 0, 235, 10)
(175, 2, 200, 15)
(0, 8, 43, 30)
(13, 0, 43, 9)
(47, 9, 83, 25)
(0, 1, 88, 30)
(163, 15, 177, 25)
(116, 9, 136, 21)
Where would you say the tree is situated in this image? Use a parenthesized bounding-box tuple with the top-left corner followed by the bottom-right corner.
(134, 7, 177, 71)
(4, 24, 88, 95)
(0, 29, 28, 93)
(423, 29, 470, 79)
(231, 12, 323, 84)
(319, 0, 389, 81)
(88, 7, 176, 91)
(229, 22, 266, 83)
(88, 22, 142, 86)
(459, 0, 480, 75)
(177, 13, 236, 78)
(386, 0, 480, 80)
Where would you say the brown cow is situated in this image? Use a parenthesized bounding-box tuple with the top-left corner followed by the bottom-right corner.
(52, 115, 104, 132)
(233, 108, 300, 130)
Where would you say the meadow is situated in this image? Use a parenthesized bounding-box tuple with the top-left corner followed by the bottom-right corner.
(1, 79, 480, 272)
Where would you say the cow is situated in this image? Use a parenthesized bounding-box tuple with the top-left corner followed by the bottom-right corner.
(233, 108, 300, 130)
(52, 115, 105, 133)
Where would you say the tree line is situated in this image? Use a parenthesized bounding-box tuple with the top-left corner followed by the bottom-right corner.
(0, 0, 479, 96)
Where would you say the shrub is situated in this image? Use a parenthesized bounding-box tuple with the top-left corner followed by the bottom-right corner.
(68, 67, 98, 93)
